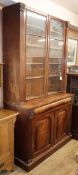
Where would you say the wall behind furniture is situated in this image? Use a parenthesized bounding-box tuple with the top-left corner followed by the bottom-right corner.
(13, 0, 78, 26)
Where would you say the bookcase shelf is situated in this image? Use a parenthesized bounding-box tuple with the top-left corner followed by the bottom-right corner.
(26, 63, 44, 65)
(26, 76, 44, 79)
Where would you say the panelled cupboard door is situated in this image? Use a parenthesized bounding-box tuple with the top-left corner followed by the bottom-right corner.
(54, 105, 70, 143)
(32, 111, 54, 156)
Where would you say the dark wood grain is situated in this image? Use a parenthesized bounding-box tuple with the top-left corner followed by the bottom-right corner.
(3, 3, 26, 103)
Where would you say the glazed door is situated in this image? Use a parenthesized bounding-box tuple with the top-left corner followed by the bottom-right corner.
(32, 111, 54, 156)
(48, 17, 66, 94)
(26, 10, 47, 100)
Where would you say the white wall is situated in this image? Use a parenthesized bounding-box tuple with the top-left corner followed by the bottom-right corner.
(14, 0, 78, 26)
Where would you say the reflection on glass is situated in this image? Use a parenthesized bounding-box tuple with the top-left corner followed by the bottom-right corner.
(26, 78, 44, 99)
(50, 49, 63, 58)
(26, 64, 45, 77)
(27, 11, 46, 36)
(48, 77, 62, 93)
(50, 19, 64, 40)
(49, 63, 62, 75)
(50, 39, 64, 49)
(26, 35, 45, 57)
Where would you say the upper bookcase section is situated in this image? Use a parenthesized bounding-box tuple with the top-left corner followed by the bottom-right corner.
(3, 3, 67, 103)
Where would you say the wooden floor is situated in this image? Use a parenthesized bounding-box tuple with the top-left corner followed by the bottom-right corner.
(1, 139, 78, 175)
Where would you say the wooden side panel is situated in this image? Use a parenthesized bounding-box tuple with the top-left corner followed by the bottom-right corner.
(0, 123, 10, 157)
(14, 113, 33, 162)
(3, 3, 26, 103)
(3, 4, 20, 103)
(0, 119, 14, 170)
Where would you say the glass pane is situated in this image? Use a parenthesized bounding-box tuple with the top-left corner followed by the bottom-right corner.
(50, 39, 64, 58)
(26, 78, 44, 99)
(26, 64, 45, 77)
(48, 77, 62, 93)
(51, 31, 63, 40)
(50, 39, 64, 49)
(26, 35, 45, 57)
(27, 11, 46, 36)
(50, 48, 63, 58)
(49, 63, 62, 75)
(50, 19, 64, 40)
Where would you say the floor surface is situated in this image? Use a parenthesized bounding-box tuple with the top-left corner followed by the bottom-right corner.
(1, 139, 78, 175)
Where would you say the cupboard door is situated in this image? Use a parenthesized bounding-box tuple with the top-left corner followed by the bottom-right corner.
(32, 112, 54, 155)
(54, 106, 70, 143)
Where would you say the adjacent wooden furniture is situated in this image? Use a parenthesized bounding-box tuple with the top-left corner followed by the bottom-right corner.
(66, 24, 78, 139)
(67, 73, 78, 139)
(0, 64, 3, 87)
(3, 3, 73, 171)
(0, 109, 18, 171)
